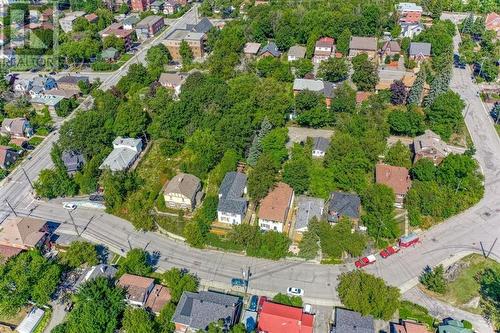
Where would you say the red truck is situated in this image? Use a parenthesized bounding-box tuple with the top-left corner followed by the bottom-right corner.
(399, 233, 420, 248)
(355, 255, 376, 268)
(380, 245, 400, 258)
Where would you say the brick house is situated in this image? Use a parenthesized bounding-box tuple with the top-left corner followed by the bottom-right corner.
(258, 182, 294, 233)
(375, 164, 412, 208)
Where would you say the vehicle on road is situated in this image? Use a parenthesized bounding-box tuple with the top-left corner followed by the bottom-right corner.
(380, 245, 400, 258)
(399, 233, 420, 248)
(258, 296, 267, 312)
(303, 303, 313, 314)
(89, 194, 105, 202)
(248, 295, 258, 312)
(355, 255, 376, 268)
(287, 287, 304, 297)
(63, 202, 77, 210)
(231, 278, 248, 287)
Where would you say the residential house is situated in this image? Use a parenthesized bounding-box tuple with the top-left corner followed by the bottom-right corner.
(312, 137, 330, 157)
(295, 196, 324, 233)
(326, 191, 361, 223)
(102, 47, 120, 62)
(258, 41, 281, 58)
(258, 182, 294, 233)
(485, 12, 500, 39)
(409, 42, 431, 62)
(85, 13, 98, 23)
(375, 163, 411, 208)
(172, 291, 242, 333)
(16, 307, 45, 333)
(99, 137, 143, 172)
(62, 150, 85, 175)
(288, 45, 306, 62)
(0, 216, 49, 251)
(150, 0, 164, 14)
(413, 130, 450, 165)
(117, 273, 155, 306)
(145, 284, 171, 315)
(331, 308, 375, 333)
(396, 3, 423, 23)
(45, 89, 80, 99)
(437, 319, 472, 333)
(158, 72, 188, 96)
(131, 0, 150, 11)
(185, 17, 213, 34)
(123, 15, 140, 30)
(164, 30, 206, 60)
(349, 36, 378, 59)
(30, 76, 57, 97)
(313, 37, 335, 64)
(217, 172, 247, 226)
(400, 22, 424, 38)
(136, 15, 164, 41)
(30, 95, 65, 112)
(74, 264, 118, 290)
(0, 146, 16, 169)
(391, 320, 432, 333)
(100, 22, 135, 51)
(59, 11, 85, 33)
(163, 173, 203, 211)
(57, 75, 89, 91)
(1, 118, 33, 138)
(163, 0, 180, 15)
(293, 78, 335, 108)
(14, 79, 32, 93)
(243, 42, 261, 58)
(258, 301, 314, 333)
(380, 40, 401, 58)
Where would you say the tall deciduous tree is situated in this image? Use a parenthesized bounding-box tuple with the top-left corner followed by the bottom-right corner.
(248, 153, 277, 202)
(60, 241, 99, 268)
(361, 184, 399, 241)
(116, 248, 152, 277)
(336, 29, 351, 56)
(122, 307, 156, 333)
(390, 80, 407, 105)
(318, 57, 349, 82)
(384, 141, 412, 169)
(179, 40, 193, 65)
(351, 54, 379, 91)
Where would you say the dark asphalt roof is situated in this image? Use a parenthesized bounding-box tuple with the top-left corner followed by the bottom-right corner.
(186, 17, 213, 34)
(172, 291, 241, 331)
(332, 308, 374, 333)
(259, 42, 281, 57)
(313, 137, 330, 153)
(217, 172, 247, 215)
(328, 192, 361, 219)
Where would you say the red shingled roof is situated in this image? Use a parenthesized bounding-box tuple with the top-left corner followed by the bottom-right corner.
(258, 301, 314, 333)
(376, 163, 411, 196)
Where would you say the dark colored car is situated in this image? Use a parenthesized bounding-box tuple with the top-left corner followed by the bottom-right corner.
(89, 194, 105, 202)
(231, 278, 247, 287)
(248, 295, 258, 312)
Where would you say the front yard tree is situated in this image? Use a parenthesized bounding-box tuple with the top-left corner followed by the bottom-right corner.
(246, 117, 272, 166)
(352, 54, 379, 91)
(390, 80, 407, 105)
(478, 268, 500, 329)
(317, 57, 349, 82)
(248, 153, 277, 202)
(122, 307, 156, 333)
(361, 184, 399, 240)
(179, 40, 193, 65)
(426, 90, 465, 141)
(117, 248, 152, 277)
(60, 241, 99, 268)
(337, 270, 400, 320)
(384, 141, 412, 169)
(146, 44, 171, 70)
(407, 69, 425, 105)
(419, 265, 446, 294)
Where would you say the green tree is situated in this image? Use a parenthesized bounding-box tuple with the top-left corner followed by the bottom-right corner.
(146, 44, 171, 69)
(384, 141, 412, 169)
(246, 117, 272, 166)
(103, 35, 125, 53)
(352, 54, 379, 91)
(122, 307, 156, 333)
(184, 221, 205, 248)
(387, 108, 425, 136)
(337, 270, 400, 320)
(34, 168, 78, 199)
(179, 40, 193, 65)
(410, 159, 437, 181)
(117, 248, 152, 277)
(161, 268, 199, 303)
(317, 57, 349, 82)
(60, 241, 99, 268)
(330, 83, 356, 113)
(407, 69, 426, 106)
(292, 58, 314, 78)
(478, 268, 500, 330)
(272, 293, 303, 307)
(261, 128, 289, 168)
(283, 144, 311, 194)
(361, 184, 399, 241)
(181, 129, 222, 179)
(65, 277, 125, 333)
(336, 29, 351, 55)
(426, 91, 465, 141)
(419, 265, 447, 294)
(247, 153, 277, 202)
(298, 230, 319, 260)
(101, 171, 139, 213)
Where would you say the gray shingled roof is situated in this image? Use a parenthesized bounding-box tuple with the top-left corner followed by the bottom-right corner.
(172, 291, 241, 331)
(164, 173, 201, 202)
(288, 45, 306, 58)
(409, 42, 431, 57)
(332, 308, 374, 333)
(328, 192, 361, 220)
(186, 17, 213, 34)
(61, 150, 85, 172)
(295, 196, 324, 231)
(293, 79, 335, 98)
(259, 42, 281, 57)
(218, 172, 247, 216)
(349, 36, 378, 51)
(313, 137, 330, 153)
(74, 264, 117, 290)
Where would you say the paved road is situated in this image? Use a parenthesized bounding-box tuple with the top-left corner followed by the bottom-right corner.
(1, 10, 499, 331)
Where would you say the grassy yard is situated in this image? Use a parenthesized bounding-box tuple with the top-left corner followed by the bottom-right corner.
(434, 254, 500, 313)
(496, 124, 500, 136)
(399, 301, 438, 329)
(0, 306, 30, 326)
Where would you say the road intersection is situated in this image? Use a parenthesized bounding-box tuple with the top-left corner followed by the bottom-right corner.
(0, 10, 499, 332)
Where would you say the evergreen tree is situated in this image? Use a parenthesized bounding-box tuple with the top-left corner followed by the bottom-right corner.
(461, 13, 474, 35)
(246, 117, 272, 166)
(423, 67, 452, 107)
(407, 69, 426, 105)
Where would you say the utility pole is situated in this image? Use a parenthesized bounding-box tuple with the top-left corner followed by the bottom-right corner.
(5, 200, 17, 216)
(243, 266, 251, 297)
(127, 235, 132, 250)
(67, 210, 79, 237)
(21, 167, 34, 189)
(480, 241, 487, 257)
(486, 238, 497, 259)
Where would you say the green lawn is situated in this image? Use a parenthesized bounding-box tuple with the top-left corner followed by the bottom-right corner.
(438, 254, 500, 312)
(495, 124, 500, 136)
(399, 301, 438, 329)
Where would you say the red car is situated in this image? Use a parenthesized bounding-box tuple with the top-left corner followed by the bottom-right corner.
(258, 296, 268, 312)
(399, 233, 420, 248)
(355, 255, 376, 268)
(380, 245, 400, 258)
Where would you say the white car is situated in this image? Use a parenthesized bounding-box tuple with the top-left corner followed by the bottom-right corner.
(287, 287, 304, 297)
(63, 202, 77, 210)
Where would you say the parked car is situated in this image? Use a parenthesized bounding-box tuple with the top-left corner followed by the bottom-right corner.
(248, 295, 258, 312)
(303, 304, 313, 314)
(63, 202, 77, 210)
(380, 245, 400, 258)
(399, 233, 420, 248)
(258, 296, 267, 311)
(355, 255, 376, 268)
(89, 194, 104, 202)
(287, 287, 304, 297)
(231, 278, 247, 287)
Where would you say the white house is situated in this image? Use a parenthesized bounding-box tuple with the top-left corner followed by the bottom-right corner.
(99, 137, 143, 172)
(217, 172, 247, 226)
(14, 79, 32, 93)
